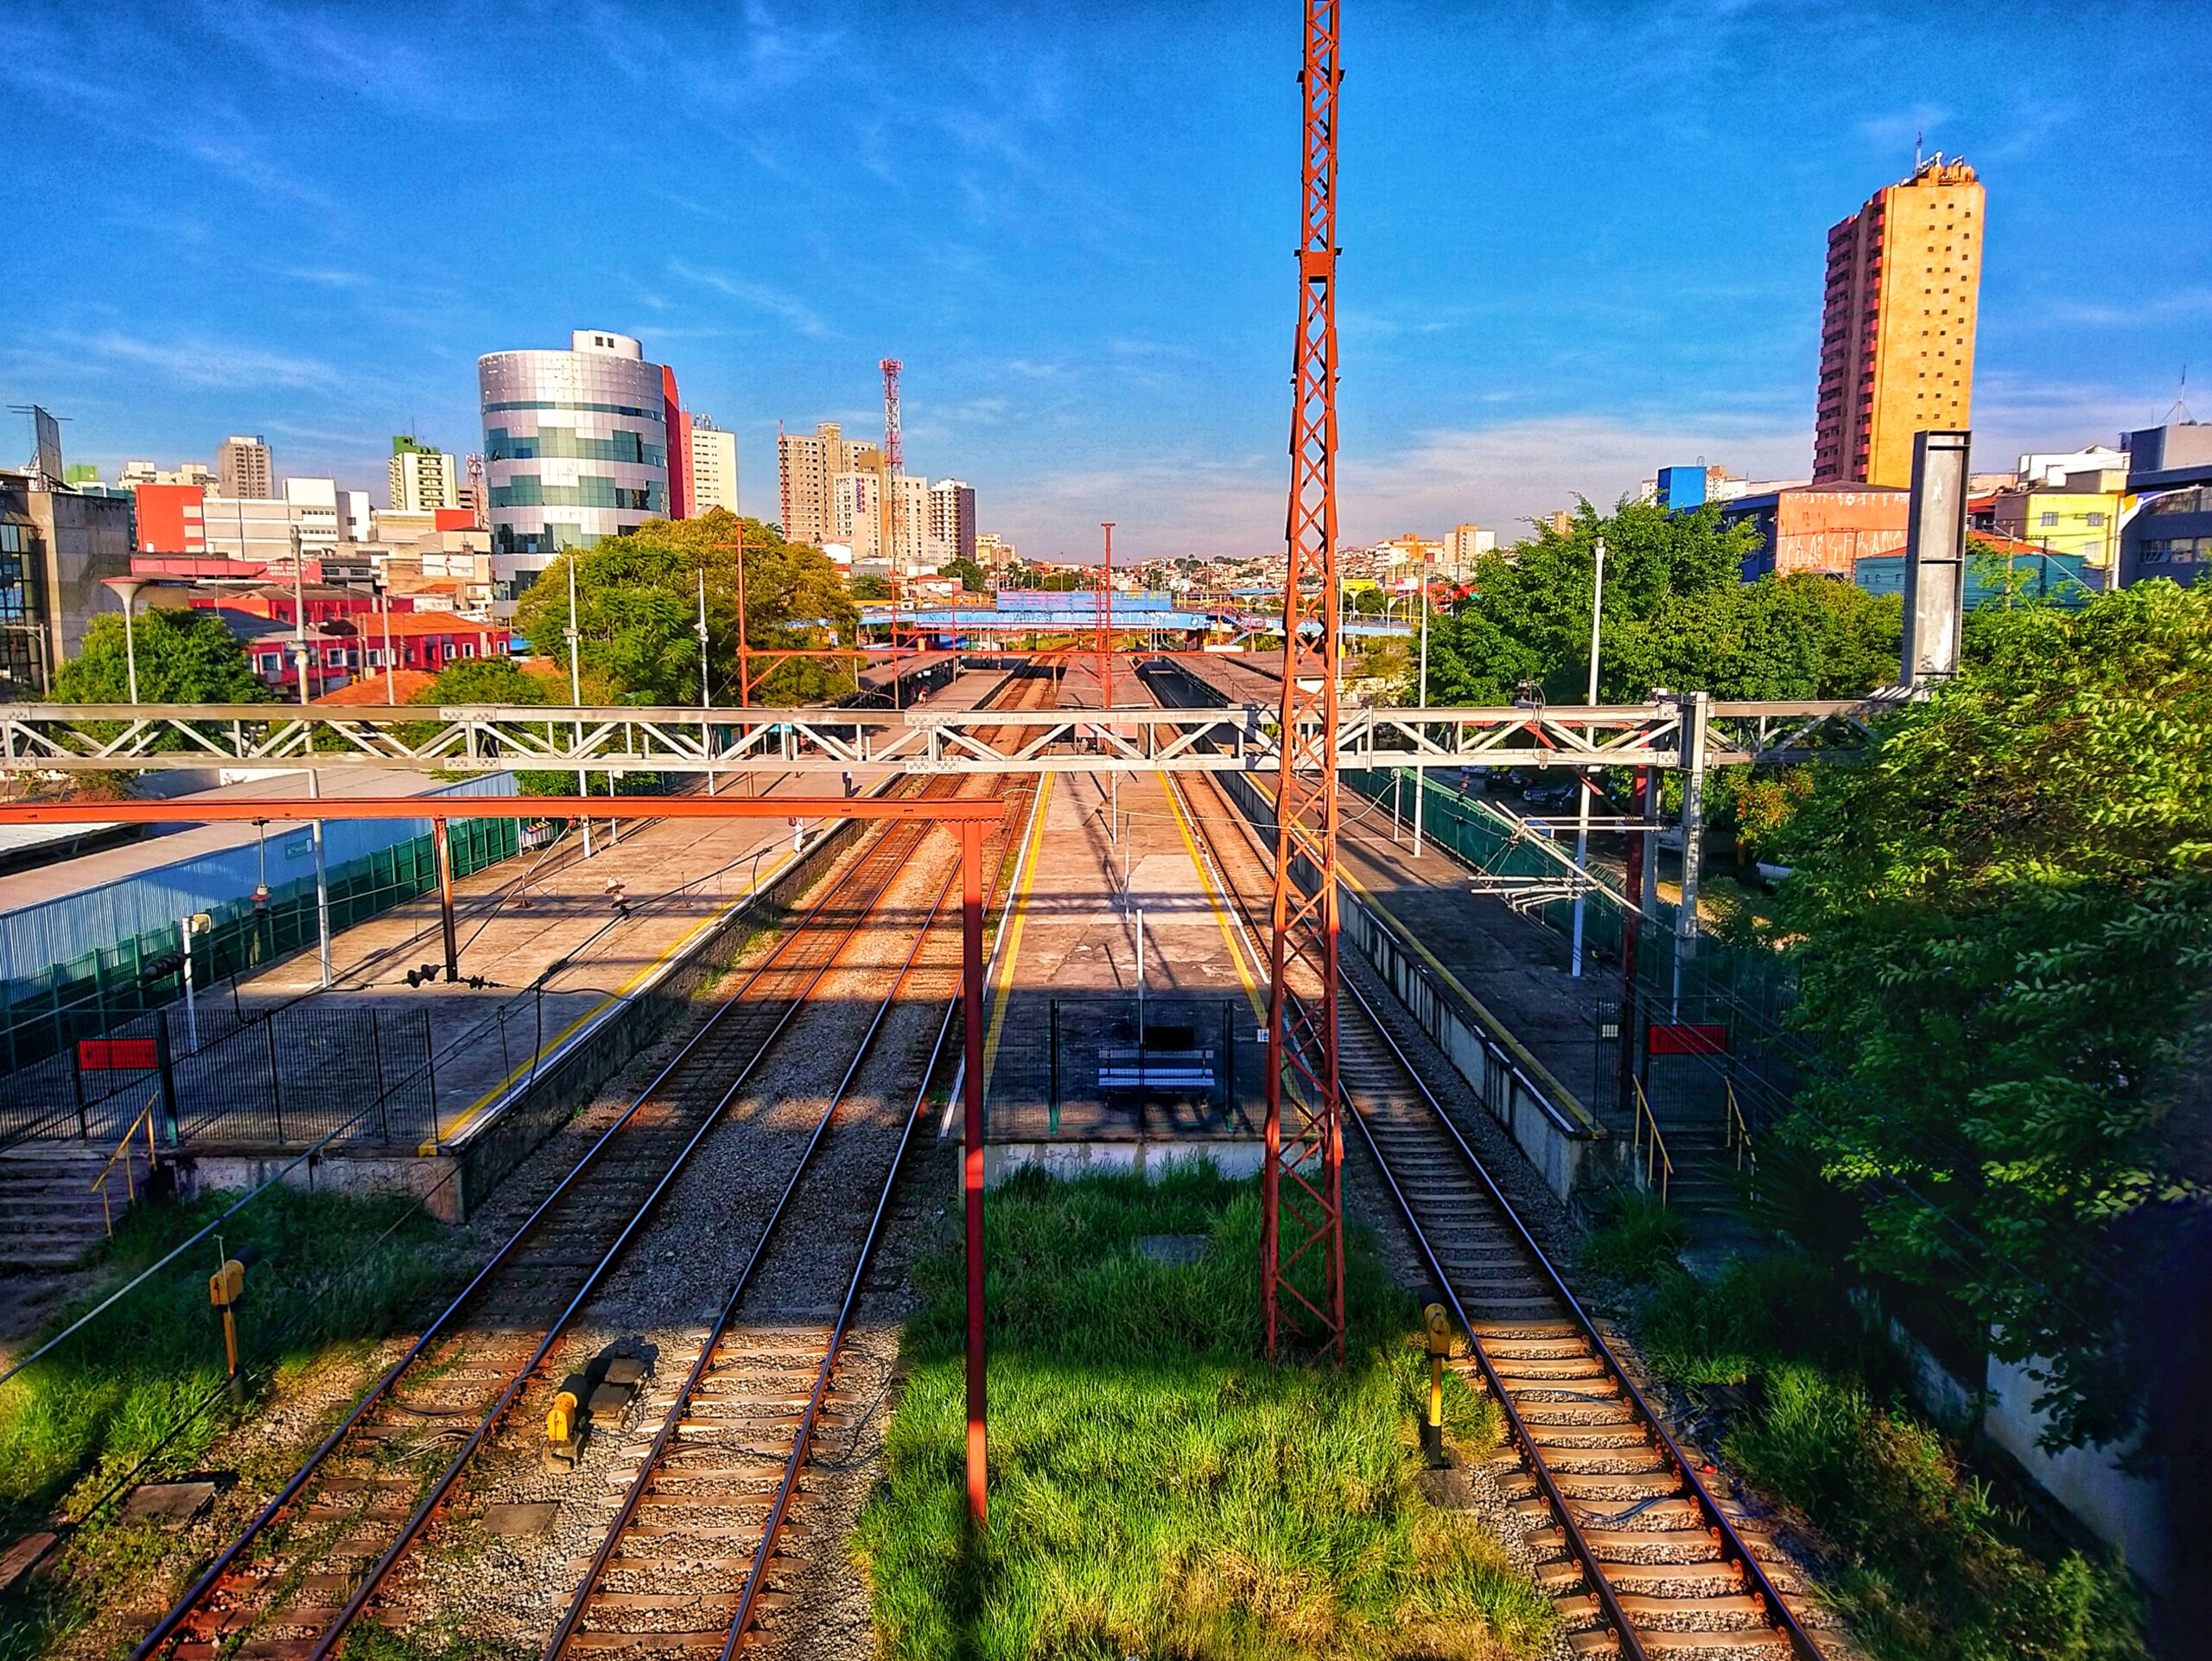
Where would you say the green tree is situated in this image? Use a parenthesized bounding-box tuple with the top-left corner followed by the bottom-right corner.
(852, 574, 893, 601)
(57, 607, 271, 704)
(512, 511, 858, 705)
(1422, 500, 1901, 705)
(1761, 581, 2212, 1448)
(1423, 498, 1764, 704)
(938, 557, 988, 594)
(415, 658, 556, 707)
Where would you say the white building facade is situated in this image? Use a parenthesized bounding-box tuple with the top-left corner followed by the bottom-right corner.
(478, 329, 671, 594)
(688, 416, 740, 515)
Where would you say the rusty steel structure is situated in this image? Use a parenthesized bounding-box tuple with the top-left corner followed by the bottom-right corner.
(1097, 520, 1115, 710)
(1262, 0, 1346, 1363)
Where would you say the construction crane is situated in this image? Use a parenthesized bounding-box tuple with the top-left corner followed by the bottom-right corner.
(1263, 0, 1345, 1363)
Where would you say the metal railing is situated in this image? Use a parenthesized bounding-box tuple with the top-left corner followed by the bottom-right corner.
(1724, 1076, 1758, 1173)
(1630, 1077, 1674, 1205)
(91, 1096, 161, 1237)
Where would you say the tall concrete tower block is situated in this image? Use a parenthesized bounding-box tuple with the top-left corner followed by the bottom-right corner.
(1814, 158, 1984, 489)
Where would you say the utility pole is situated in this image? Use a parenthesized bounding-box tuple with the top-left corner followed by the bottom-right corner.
(289, 527, 311, 709)
(1414, 561, 1429, 856)
(696, 568, 712, 708)
(1263, 0, 1346, 1365)
(567, 557, 591, 858)
(378, 576, 395, 704)
(1570, 535, 1604, 977)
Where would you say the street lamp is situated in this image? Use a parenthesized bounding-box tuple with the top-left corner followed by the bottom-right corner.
(99, 576, 153, 704)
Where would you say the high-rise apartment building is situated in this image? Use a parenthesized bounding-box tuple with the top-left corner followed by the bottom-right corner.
(928, 479, 977, 566)
(1813, 156, 1985, 488)
(216, 435, 271, 500)
(689, 414, 740, 515)
(779, 421, 862, 544)
(889, 474, 930, 573)
(1444, 524, 1494, 574)
(478, 329, 672, 592)
(389, 436, 459, 512)
(832, 471, 885, 561)
(976, 531, 1014, 571)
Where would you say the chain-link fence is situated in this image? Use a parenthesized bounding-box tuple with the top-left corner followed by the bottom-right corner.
(1345, 765, 1808, 1136)
(0, 818, 521, 1083)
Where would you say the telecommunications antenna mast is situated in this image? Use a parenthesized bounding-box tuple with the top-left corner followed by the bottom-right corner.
(880, 359, 904, 474)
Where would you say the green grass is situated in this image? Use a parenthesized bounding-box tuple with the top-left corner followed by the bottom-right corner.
(0, 1185, 460, 1661)
(1577, 1205, 2148, 1661)
(853, 1165, 1555, 1661)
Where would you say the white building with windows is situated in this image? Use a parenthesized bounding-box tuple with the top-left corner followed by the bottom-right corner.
(478, 329, 671, 595)
(688, 415, 739, 515)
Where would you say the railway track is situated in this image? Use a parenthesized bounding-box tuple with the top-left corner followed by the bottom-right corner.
(1159, 748, 1827, 1661)
(130, 668, 1055, 1661)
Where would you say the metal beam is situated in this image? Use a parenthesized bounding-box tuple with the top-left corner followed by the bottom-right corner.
(0, 795, 1006, 825)
(0, 696, 1908, 778)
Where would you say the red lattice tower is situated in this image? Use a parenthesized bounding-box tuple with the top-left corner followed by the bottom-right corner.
(1262, 0, 1345, 1363)
(879, 359, 904, 472)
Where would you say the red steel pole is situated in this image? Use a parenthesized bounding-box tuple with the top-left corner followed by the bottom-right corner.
(961, 818, 988, 1524)
(1097, 521, 1115, 713)
(434, 817, 459, 983)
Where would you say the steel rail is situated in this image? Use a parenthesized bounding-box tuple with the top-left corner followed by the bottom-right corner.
(294, 721, 1041, 1658)
(554, 674, 1054, 1655)
(1164, 758, 1820, 1661)
(132, 787, 943, 1661)
(543, 859, 961, 1658)
(297, 797, 961, 1658)
(717, 770, 1028, 1655)
(125, 816, 896, 1661)
(1335, 973, 1822, 1659)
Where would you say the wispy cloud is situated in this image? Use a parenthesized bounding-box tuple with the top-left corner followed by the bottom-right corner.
(1004, 412, 1815, 560)
(670, 261, 838, 340)
(1856, 103, 1950, 158)
(69, 332, 340, 391)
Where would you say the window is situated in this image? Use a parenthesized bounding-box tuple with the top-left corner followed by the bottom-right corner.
(2084, 512, 2107, 528)
(2038, 512, 2059, 528)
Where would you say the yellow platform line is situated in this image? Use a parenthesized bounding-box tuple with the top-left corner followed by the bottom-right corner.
(977, 771, 1055, 1105)
(425, 838, 807, 1151)
(1159, 771, 1265, 1023)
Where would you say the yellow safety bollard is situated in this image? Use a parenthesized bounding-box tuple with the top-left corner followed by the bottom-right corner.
(209, 1256, 250, 1404)
(1421, 1302, 1452, 1467)
(547, 1389, 581, 1447)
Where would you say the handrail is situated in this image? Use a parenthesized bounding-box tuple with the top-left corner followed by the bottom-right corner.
(1631, 1077, 1673, 1206)
(1725, 1077, 1758, 1173)
(89, 1096, 160, 1237)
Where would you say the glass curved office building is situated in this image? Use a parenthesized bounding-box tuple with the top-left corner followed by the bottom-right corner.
(478, 329, 672, 592)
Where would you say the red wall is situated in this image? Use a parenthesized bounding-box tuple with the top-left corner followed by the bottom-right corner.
(662, 363, 689, 520)
(132, 483, 207, 553)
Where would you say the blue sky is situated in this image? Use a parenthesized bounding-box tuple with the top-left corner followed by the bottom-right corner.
(6, 1, 2207, 562)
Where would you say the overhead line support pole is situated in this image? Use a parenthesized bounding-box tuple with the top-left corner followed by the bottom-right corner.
(960, 818, 988, 1523)
(1264, 0, 1346, 1365)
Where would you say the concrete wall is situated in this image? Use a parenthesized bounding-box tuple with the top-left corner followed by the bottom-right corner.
(440, 812, 869, 1220)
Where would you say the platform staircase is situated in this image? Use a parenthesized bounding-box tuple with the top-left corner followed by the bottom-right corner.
(0, 1142, 156, 1273)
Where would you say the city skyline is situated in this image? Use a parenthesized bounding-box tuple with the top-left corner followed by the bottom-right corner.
(3, 2, 2205, 560)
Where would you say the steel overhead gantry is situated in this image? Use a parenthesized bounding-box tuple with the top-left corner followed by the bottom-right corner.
(0, 696, 1908, 779)
(1264, 0, 1345, 1364)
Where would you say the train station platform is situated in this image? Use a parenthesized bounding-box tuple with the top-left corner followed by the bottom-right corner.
(1148, 656, 1619, 1203)
(972, 660, 1265, 1182)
